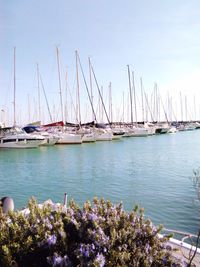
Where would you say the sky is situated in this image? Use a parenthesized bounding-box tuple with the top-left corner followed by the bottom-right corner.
(1, 0, 200, 125)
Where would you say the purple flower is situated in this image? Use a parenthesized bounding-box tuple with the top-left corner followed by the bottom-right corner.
(53, 255, 62, 266)
(162, 256, 168, 264)
(145, 243, 150, 253)
(47, 234, 57, 246)
(43, 217, 53, 230)
(47, 254, 71, 267)
(95, 253, 105, 267)
(88, 213, 98, 221)
(79, 244, 94, 258)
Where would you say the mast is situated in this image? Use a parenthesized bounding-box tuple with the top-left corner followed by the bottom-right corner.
(75, 50, 81, 125)
(132, 71, 137, 124)
(180, 91, 183, 121)
(153, 84, 156, 122)
(56, 47, 64, 123)
(154, 83, 158, 122)
(140, 77, 144, 122)
(144, 91, 154, 122)
(77, 54, 97, 122)
(36, 63, 41, 122)
(13, 47, 16, 126)
(109, 82, 113, 122)
(100, 86, 104, 122)
(194, 95, 196, 121)
(28, 94, 30, 123)
(89, 57, 94, 122)
(122, 91, 124, 123)
(90, 62, 111, 125)
(64, 68, 68, 123)
(159, 91, 169, 123)
(39, 72, 53, 123)
(127, 65, 133, 124)
(185, 95, 187, 122)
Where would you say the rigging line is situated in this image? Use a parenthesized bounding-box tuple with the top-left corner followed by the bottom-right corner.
(132, 71, 137, 124)
(77, 53, 98, 123)
(158, 90, 169, 123)
(171, 100, 178, 122)
(39, 73, 53, 123)
(143, 91, 154, 122)
(56, 47, 64, 123)
(13, 47, 16, 126)
(127, 65, 133, 124)
(90, 63, 111, 125)
(64, 71, 79, 123)
(75, 51, 81, 125)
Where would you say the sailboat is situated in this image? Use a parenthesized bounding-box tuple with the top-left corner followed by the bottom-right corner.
(23, 125, 59, 146)
(53, 48, 82, 145)
(75, 51, 96, 143)
(123, 67, 148, 137)
(0, 48, 45, 148)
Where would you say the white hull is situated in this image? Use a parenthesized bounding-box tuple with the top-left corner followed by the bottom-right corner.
(40, 137, 59, 146)
(184, 124, 196, 131)
(123, 127, 149, 137)
(0, 138, 43, 148)
(168, 127, 178, 134)
(82, 132, 96, 143)
(56, 132, 82, 144)
(95, 130, 113, 141)
(147, 127, 156, 135)
(112, 133, 123, 140)
(0, 127, 44, 148)
(22, 126, 59, 146)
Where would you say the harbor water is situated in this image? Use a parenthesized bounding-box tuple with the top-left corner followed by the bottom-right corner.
(0, 130, 200, 235)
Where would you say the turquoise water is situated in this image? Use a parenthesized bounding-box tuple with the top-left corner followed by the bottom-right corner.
(0, 130, 200, 235)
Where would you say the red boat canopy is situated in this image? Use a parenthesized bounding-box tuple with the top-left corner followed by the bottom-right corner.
(43, 121, 64, 127)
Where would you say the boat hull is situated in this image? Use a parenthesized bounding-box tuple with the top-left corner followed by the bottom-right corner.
(0, 139, 43, 148)
(82, 132, 96, 143)
(56, 133, 82, 144)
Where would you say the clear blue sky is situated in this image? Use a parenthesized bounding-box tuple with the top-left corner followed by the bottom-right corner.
(1, 0, 200, 125)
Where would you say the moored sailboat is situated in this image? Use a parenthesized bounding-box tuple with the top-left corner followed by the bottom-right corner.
(23, 125, 59, 146)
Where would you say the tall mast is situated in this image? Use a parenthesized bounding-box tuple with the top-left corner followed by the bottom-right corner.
(153, 84, 156, 121)
(64, 68, 68, 123)
(77, 54, 97, 122)
(109, 82, 113, 122)
(90, 62, 111, 125)
(127, 65, 133, 124)
(28, 94, 30, 122)
(56, 47, 64, 123)
(180, 91, 183, 121)
(140, 77, 144, 122)
(185, 95, 187, 121)
(89, 57, 94, 121)
(36, 63, 41, 122)
(75, 50, 81, 125)
(194, 95, 196, 121)
(39, 72, 53, 123)
(13, 47, 16, 126)
(101, 86, 104, 122)
(132, 71, 137, 124)
(122, 91, 124, 123)
(144, 91, 154, 122)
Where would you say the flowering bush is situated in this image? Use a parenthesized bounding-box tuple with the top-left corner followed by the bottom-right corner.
(0, 198, 185, 267)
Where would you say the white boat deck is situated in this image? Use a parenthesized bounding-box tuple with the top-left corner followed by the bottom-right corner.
(158, 232, 200, 266)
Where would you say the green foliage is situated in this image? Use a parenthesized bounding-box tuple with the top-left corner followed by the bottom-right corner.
(0, 197, 184, 267)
